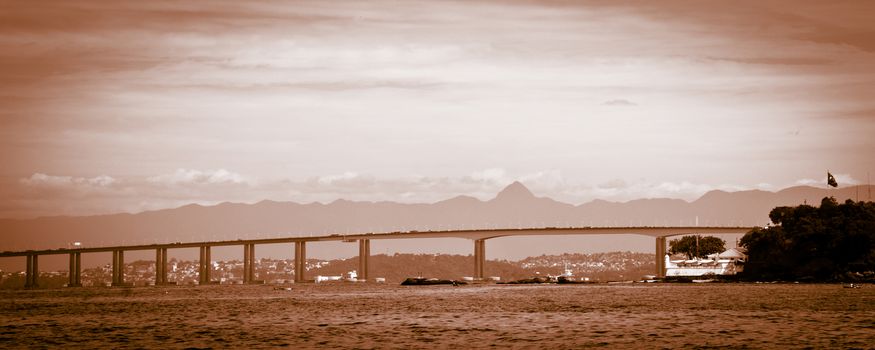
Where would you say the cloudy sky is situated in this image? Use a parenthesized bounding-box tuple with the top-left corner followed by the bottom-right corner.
(1, 0, 874, 219)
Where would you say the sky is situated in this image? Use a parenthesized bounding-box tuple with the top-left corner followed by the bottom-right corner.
(1, 0, 874, 219)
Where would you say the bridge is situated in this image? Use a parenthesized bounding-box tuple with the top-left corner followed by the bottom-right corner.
(0, 226, 754, 288)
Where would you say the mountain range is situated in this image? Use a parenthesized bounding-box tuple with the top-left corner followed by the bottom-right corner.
(1, 182, 872, 270)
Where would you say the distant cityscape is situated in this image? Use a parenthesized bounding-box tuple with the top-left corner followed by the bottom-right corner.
(0, 252, 655, 289)
(0, 258, 329, 288)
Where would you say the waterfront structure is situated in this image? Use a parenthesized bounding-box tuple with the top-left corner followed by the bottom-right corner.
(315, 270, 358, 283)
(664, 248, 745, 277)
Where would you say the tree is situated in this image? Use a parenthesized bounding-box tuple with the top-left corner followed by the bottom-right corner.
(669, 235, 726, 259)
(740, 197, 875, 281)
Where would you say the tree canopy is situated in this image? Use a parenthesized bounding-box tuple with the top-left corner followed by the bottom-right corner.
(740, 197, 875, 281)
(669, 235, 726, 259)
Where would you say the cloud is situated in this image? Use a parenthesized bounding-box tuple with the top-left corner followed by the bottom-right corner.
(2, 0, 873, 216)
(567, 180, 755, 203)
(13, 173, 123, 216)
(519, 170, 566, 193)
(755, 183, 774, 190)
(315, 172, 377, 188)
(8, 169, 257, 218)
(597, 179, 627, 189)
(20, 173, 116, 188)
(465, 168, 508, 185)
(602, 99, 637, 106)
(707, 56, 832, 66)
(147, 168, 247, 185)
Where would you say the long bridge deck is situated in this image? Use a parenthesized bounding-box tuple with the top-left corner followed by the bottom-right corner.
(1, 226, 755, 288)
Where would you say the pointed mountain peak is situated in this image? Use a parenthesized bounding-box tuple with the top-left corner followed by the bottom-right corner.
(492, 181, 536, 202)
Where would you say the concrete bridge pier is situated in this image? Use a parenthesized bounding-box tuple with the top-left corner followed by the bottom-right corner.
(112, 250, 126, 286)
(295, 241, 307, 283)
(155, 249, 161, 285)
(474, 239, 486, 280)
(248, 244, 256, 283)
(243, 244, 250, 283)
(655, 237, 667, 278)
(358, 239, 370, 282)
(68, 252, 81, 287)
(199, 246, 212, 285)
(240, 244, 261, 284)
(155, 248, 168, 285)
(25, 254, 38, 289)
(243, 243, 257, 284)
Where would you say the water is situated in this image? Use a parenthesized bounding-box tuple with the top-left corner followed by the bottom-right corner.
(1, 283, 873, 349)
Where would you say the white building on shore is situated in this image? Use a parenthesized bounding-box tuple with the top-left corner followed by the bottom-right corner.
(665, 248, 745, 277)
(315, 270, 360, 283)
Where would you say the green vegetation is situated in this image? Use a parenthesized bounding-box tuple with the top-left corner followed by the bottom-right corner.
(669, 235, 725, 259)
(740, 197, 875, 281)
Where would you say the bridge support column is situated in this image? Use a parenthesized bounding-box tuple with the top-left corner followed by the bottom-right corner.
(243, 244, 250, 283)
(33, 255, 39, 288)
(112, 250, 118, 286)
(75, 253, 81, 286)
(162, 248, 169, 284)
(198, 246, 204, 284)
(249, 244, 257, 283)
(358, 239, 370, 282)
(112, 250, 126, 286)
(474, 239, 486, 280)
(655, 237, 666, 278)
(243, 244, 257, 284)
(25, 254, 38, 289)
(199, 246, 212, 285)
(155, 248, 168, 285)
(68, 252, 81, 287)
(295, 241, 307, 283)
(206, 246, 212, 283)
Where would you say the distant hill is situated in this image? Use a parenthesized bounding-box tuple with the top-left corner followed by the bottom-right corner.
(1, 182, 872, 270)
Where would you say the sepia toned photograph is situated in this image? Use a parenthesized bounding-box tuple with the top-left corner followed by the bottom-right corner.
(1, 1, 874, 348)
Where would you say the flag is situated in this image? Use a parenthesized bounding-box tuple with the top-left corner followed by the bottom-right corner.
(827, 172, 838, 187)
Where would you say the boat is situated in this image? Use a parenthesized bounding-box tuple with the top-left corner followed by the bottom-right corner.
(505, 276, 551, 284)
(400, 277, 466, 286)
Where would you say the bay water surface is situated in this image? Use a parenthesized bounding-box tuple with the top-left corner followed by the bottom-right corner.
(1, 283, 873, 349)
